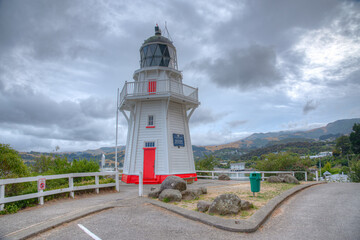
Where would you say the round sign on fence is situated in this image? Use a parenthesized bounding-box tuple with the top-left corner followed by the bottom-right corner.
(38, 178, 46, 191)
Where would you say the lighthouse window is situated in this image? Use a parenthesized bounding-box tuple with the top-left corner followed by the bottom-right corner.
(148, 115, 154, 126)
(154, 47, 162, 57)
(140, 43, 177, 69)
(145, 142, 155, 148)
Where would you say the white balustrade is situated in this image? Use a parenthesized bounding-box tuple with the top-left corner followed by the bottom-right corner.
(119, 79, 199, 106)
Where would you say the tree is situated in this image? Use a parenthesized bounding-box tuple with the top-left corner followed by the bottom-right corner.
(256, 152, 311, 171)
(0, 144, 29, 178)
(195, 154, 219, 171)
(349, 123, 360, 154)
(32, 155, 53, 173)
(0, 144, 30, 199)
(335, 135, 352, 155)
(350, 159, 360, 182)
(69, 159, 99, 173)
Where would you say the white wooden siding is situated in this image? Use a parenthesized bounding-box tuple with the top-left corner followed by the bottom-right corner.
(167, 102, 191, 173)
(133, 100, 166, 174)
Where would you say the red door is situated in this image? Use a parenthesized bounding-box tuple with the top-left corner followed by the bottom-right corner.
(143, 147, 156, 179)
(148, 80, 156, 95)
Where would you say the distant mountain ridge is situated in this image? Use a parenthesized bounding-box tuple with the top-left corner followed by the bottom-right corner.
(203, 118, 360, 151)
(20, 118, 359, 163)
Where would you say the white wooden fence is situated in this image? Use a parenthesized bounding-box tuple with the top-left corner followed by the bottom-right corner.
(196, 170, 308, 182)
(0, 172, 120, 211)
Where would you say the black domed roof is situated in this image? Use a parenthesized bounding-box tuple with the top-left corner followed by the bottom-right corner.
(142, 24, 174, 47)
(143, 35, 174, 47)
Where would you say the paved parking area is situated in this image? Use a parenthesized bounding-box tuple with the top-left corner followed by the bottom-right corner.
(29, 183, 360, 240)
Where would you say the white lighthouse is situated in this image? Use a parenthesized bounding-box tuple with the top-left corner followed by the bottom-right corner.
(118, 25, 199, 184)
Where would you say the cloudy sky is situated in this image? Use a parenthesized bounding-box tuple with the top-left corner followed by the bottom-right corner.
(1, 0, 359, 152)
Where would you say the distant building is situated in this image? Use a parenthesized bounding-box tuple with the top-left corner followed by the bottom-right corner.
(230, 162, 245, 171)
(302, 151, 333, 159)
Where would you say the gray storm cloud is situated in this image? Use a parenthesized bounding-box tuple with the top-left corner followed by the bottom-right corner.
(0, 80, 116, 141)
(196, 45, 282, 90)
(303, 100, 318, 115)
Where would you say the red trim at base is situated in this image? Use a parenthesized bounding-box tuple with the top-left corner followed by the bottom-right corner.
(146, 126, 155, 128)
(121, 173, 197, 184)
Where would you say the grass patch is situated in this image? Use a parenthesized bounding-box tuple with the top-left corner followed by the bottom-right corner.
(162, 197, 170, 203)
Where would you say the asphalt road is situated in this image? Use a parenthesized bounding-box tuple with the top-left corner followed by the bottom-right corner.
(30, 183, 360, 240)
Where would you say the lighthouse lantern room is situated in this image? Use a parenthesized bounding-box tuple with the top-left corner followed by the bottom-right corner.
(118, 25, 200, 184)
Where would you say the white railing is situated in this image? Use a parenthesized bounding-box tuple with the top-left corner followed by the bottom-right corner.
(0, 172, 120, 211)
(196, 170, 308, 182)
(120, 79, 198, 105)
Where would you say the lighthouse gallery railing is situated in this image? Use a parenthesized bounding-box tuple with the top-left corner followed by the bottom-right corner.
(120, 79, 198, 105)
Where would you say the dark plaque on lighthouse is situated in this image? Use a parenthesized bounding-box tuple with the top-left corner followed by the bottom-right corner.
(173, 134, 185, 147)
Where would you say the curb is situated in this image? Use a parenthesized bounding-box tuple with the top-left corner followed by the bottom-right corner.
(146, 182, 325, 232)
(2, 204, 115, 240)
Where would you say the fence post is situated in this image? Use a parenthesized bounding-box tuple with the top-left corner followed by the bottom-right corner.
(38, 189, 44, 205)
(292, 172, 295, 177)
(95, 175, 99, 194)
(261, 172, 265, 181)
(305, 171, 308, 182)
(139, 172, 143, 197)
(69, 176, 74, 199)
(38, 177, 44, 206)
(0, 184, 5, 211)
(211, 172, 214, 180)
(115, 171, 120, 192)
(315, 171, 319, 182)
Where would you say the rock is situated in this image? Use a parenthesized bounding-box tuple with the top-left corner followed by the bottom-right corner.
(160, 176, 187, 192)
(181, 189, 200, 200)
(283, 174, 299, 184)
(158, 189, 182, 202)
(267, 176, 283, 183)
(150, 187, 156, 191)
(208, 194, 241, 215)
(148, 188, 161, 198)
(190, 188, 203, 195)
(197, 201, 211, 212)
(240, 200, 252, 210)
(199, 187, 207, 194)
(218, 174, 230, 180)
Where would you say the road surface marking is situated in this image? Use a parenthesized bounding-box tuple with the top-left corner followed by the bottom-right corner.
(78, 224, 102, 240)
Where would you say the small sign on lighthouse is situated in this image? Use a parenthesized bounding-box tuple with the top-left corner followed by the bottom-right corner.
(173, 134, 185, 147)
(118, 25, 200, 184)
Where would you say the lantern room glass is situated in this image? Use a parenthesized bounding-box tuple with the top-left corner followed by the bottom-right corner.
(140, 43, 177, 69)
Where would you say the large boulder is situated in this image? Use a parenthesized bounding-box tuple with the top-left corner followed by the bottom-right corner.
(181, 189, 200, 200)
(197, 201, 211, 212)
(267, 176, 283, 183)
(148, 188, 162, 198)
(240, 200, 252, 210)
(283, 174, 299, 184)
(199, 187, 207, 194)
(208, 194, 241, 215)
(160, 176, 187, 192)
(158, 189, 182, 202)
(218, 174, 230, 180)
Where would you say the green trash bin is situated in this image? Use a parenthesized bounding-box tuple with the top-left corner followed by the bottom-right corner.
(249, 172, 261, 195)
